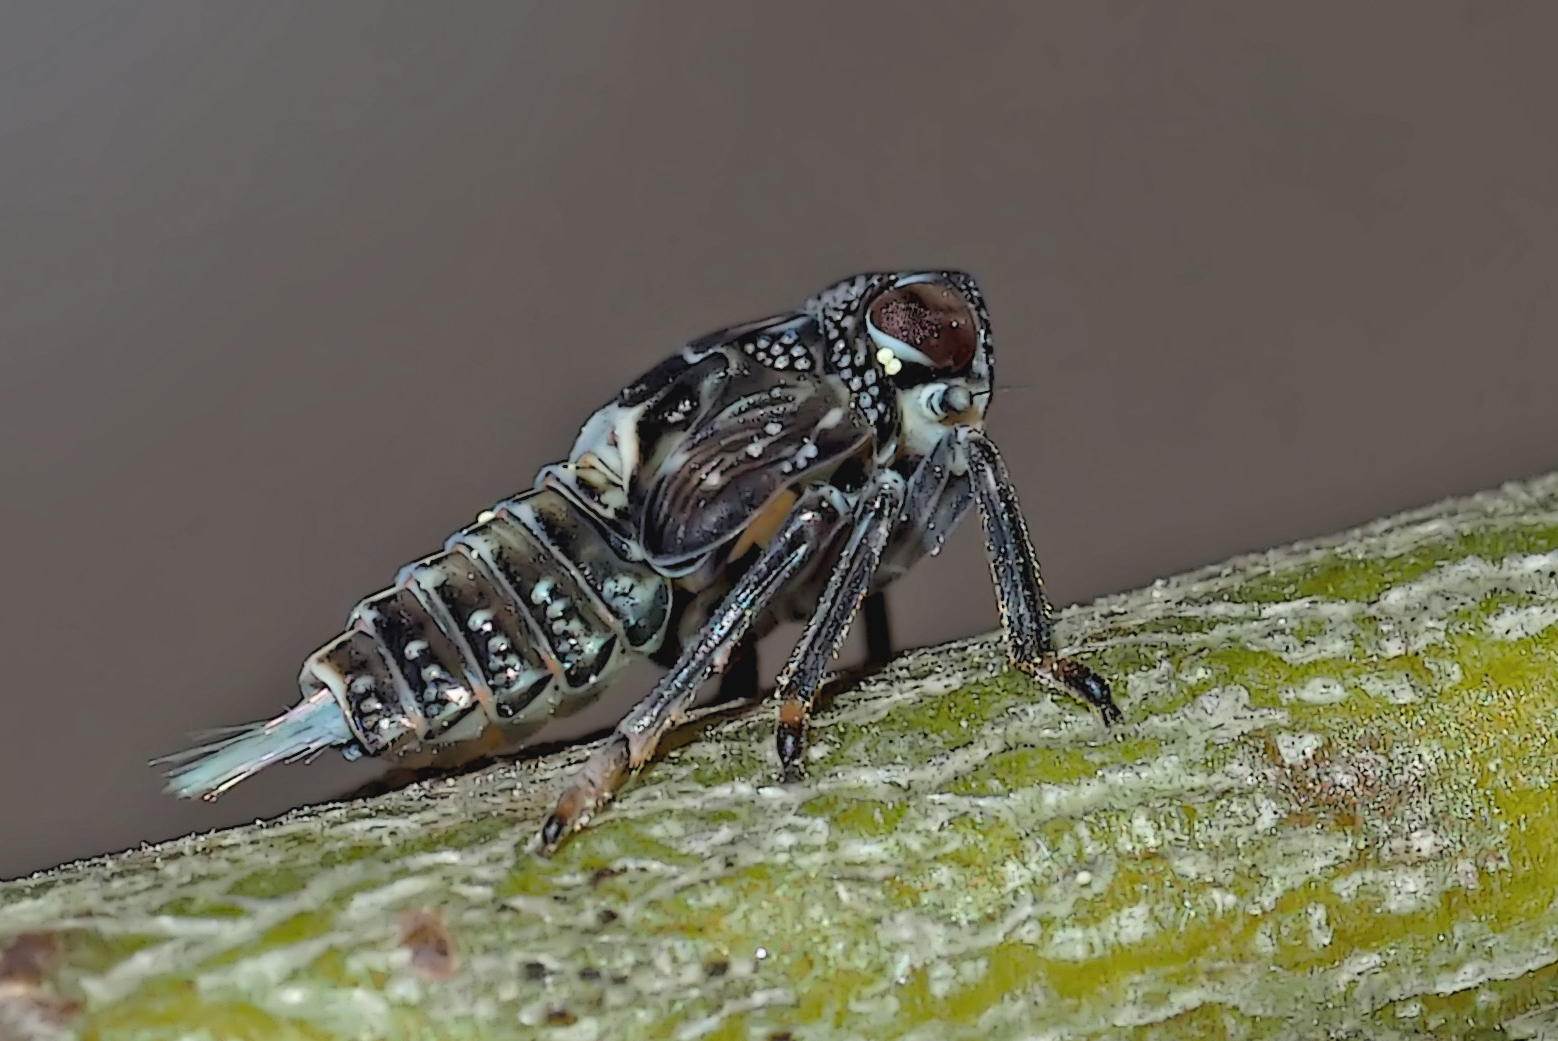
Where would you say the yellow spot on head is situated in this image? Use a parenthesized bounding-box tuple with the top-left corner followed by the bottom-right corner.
(476, 510, 497, 524)
(875, 346, 903, 376)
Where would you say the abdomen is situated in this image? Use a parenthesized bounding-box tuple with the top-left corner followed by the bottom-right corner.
(300, 487, 673, 758)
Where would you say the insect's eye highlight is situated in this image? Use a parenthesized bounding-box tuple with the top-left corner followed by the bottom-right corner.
(866, 282, 979, 374)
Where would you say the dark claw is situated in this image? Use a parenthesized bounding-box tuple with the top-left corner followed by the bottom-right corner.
(537, 732, 632, 855)
(1050, 657, 1122, 725)
(776, 721, 805, 779)
(539, 813, 568, 853)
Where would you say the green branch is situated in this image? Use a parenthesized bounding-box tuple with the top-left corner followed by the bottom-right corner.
(4, 473, 1558, 1040)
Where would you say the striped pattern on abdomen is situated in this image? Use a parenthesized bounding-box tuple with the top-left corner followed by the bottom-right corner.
(299, 487, 672, 757)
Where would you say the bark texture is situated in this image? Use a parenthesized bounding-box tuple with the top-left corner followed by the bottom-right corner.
(4, 474, 1558, 1041)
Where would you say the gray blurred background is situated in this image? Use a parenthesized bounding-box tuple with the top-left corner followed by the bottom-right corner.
(2, 2, 1554, 881)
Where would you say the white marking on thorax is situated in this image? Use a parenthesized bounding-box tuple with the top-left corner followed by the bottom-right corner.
(569, 401, 645, 484)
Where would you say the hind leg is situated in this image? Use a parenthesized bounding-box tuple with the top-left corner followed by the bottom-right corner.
(538, 485, 851, 852)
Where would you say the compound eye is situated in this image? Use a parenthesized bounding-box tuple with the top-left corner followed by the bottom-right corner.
(866, 282, 979, 373)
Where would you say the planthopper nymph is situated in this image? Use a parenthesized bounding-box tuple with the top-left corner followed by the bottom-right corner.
(156, 271, 1121, 853)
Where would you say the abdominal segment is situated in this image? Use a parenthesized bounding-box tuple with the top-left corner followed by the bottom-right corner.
(299, 487, 673, 757)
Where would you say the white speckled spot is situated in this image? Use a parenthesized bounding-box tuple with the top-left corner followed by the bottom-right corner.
(1305, 902, 1333, 948)
(1274, 730, 1324, 766)
(1488, 602, 1558, 641)
(1282, 677, 1350, 705)
(1358, 672, 1420, 704)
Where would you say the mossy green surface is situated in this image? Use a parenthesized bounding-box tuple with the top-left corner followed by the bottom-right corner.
(4, 476, 1558, 1040)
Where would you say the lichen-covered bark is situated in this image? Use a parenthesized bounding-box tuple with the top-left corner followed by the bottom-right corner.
(5, 475, 1558, 1041)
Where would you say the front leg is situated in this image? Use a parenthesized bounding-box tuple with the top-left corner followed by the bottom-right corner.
(961, 428, 1121, 724)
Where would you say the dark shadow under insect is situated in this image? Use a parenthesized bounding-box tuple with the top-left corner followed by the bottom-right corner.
(154, 271, 1121, 855)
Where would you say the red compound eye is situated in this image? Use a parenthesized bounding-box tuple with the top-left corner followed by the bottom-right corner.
(866, 282, 978, 372)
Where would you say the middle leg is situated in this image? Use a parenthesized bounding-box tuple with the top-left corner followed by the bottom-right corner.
(773, 470, 907, 778)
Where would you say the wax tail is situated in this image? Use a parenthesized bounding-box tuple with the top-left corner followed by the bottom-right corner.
(154, 688, 352, 799)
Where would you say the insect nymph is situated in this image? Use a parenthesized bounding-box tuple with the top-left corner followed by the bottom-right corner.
(157, 271, 1120, 852)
